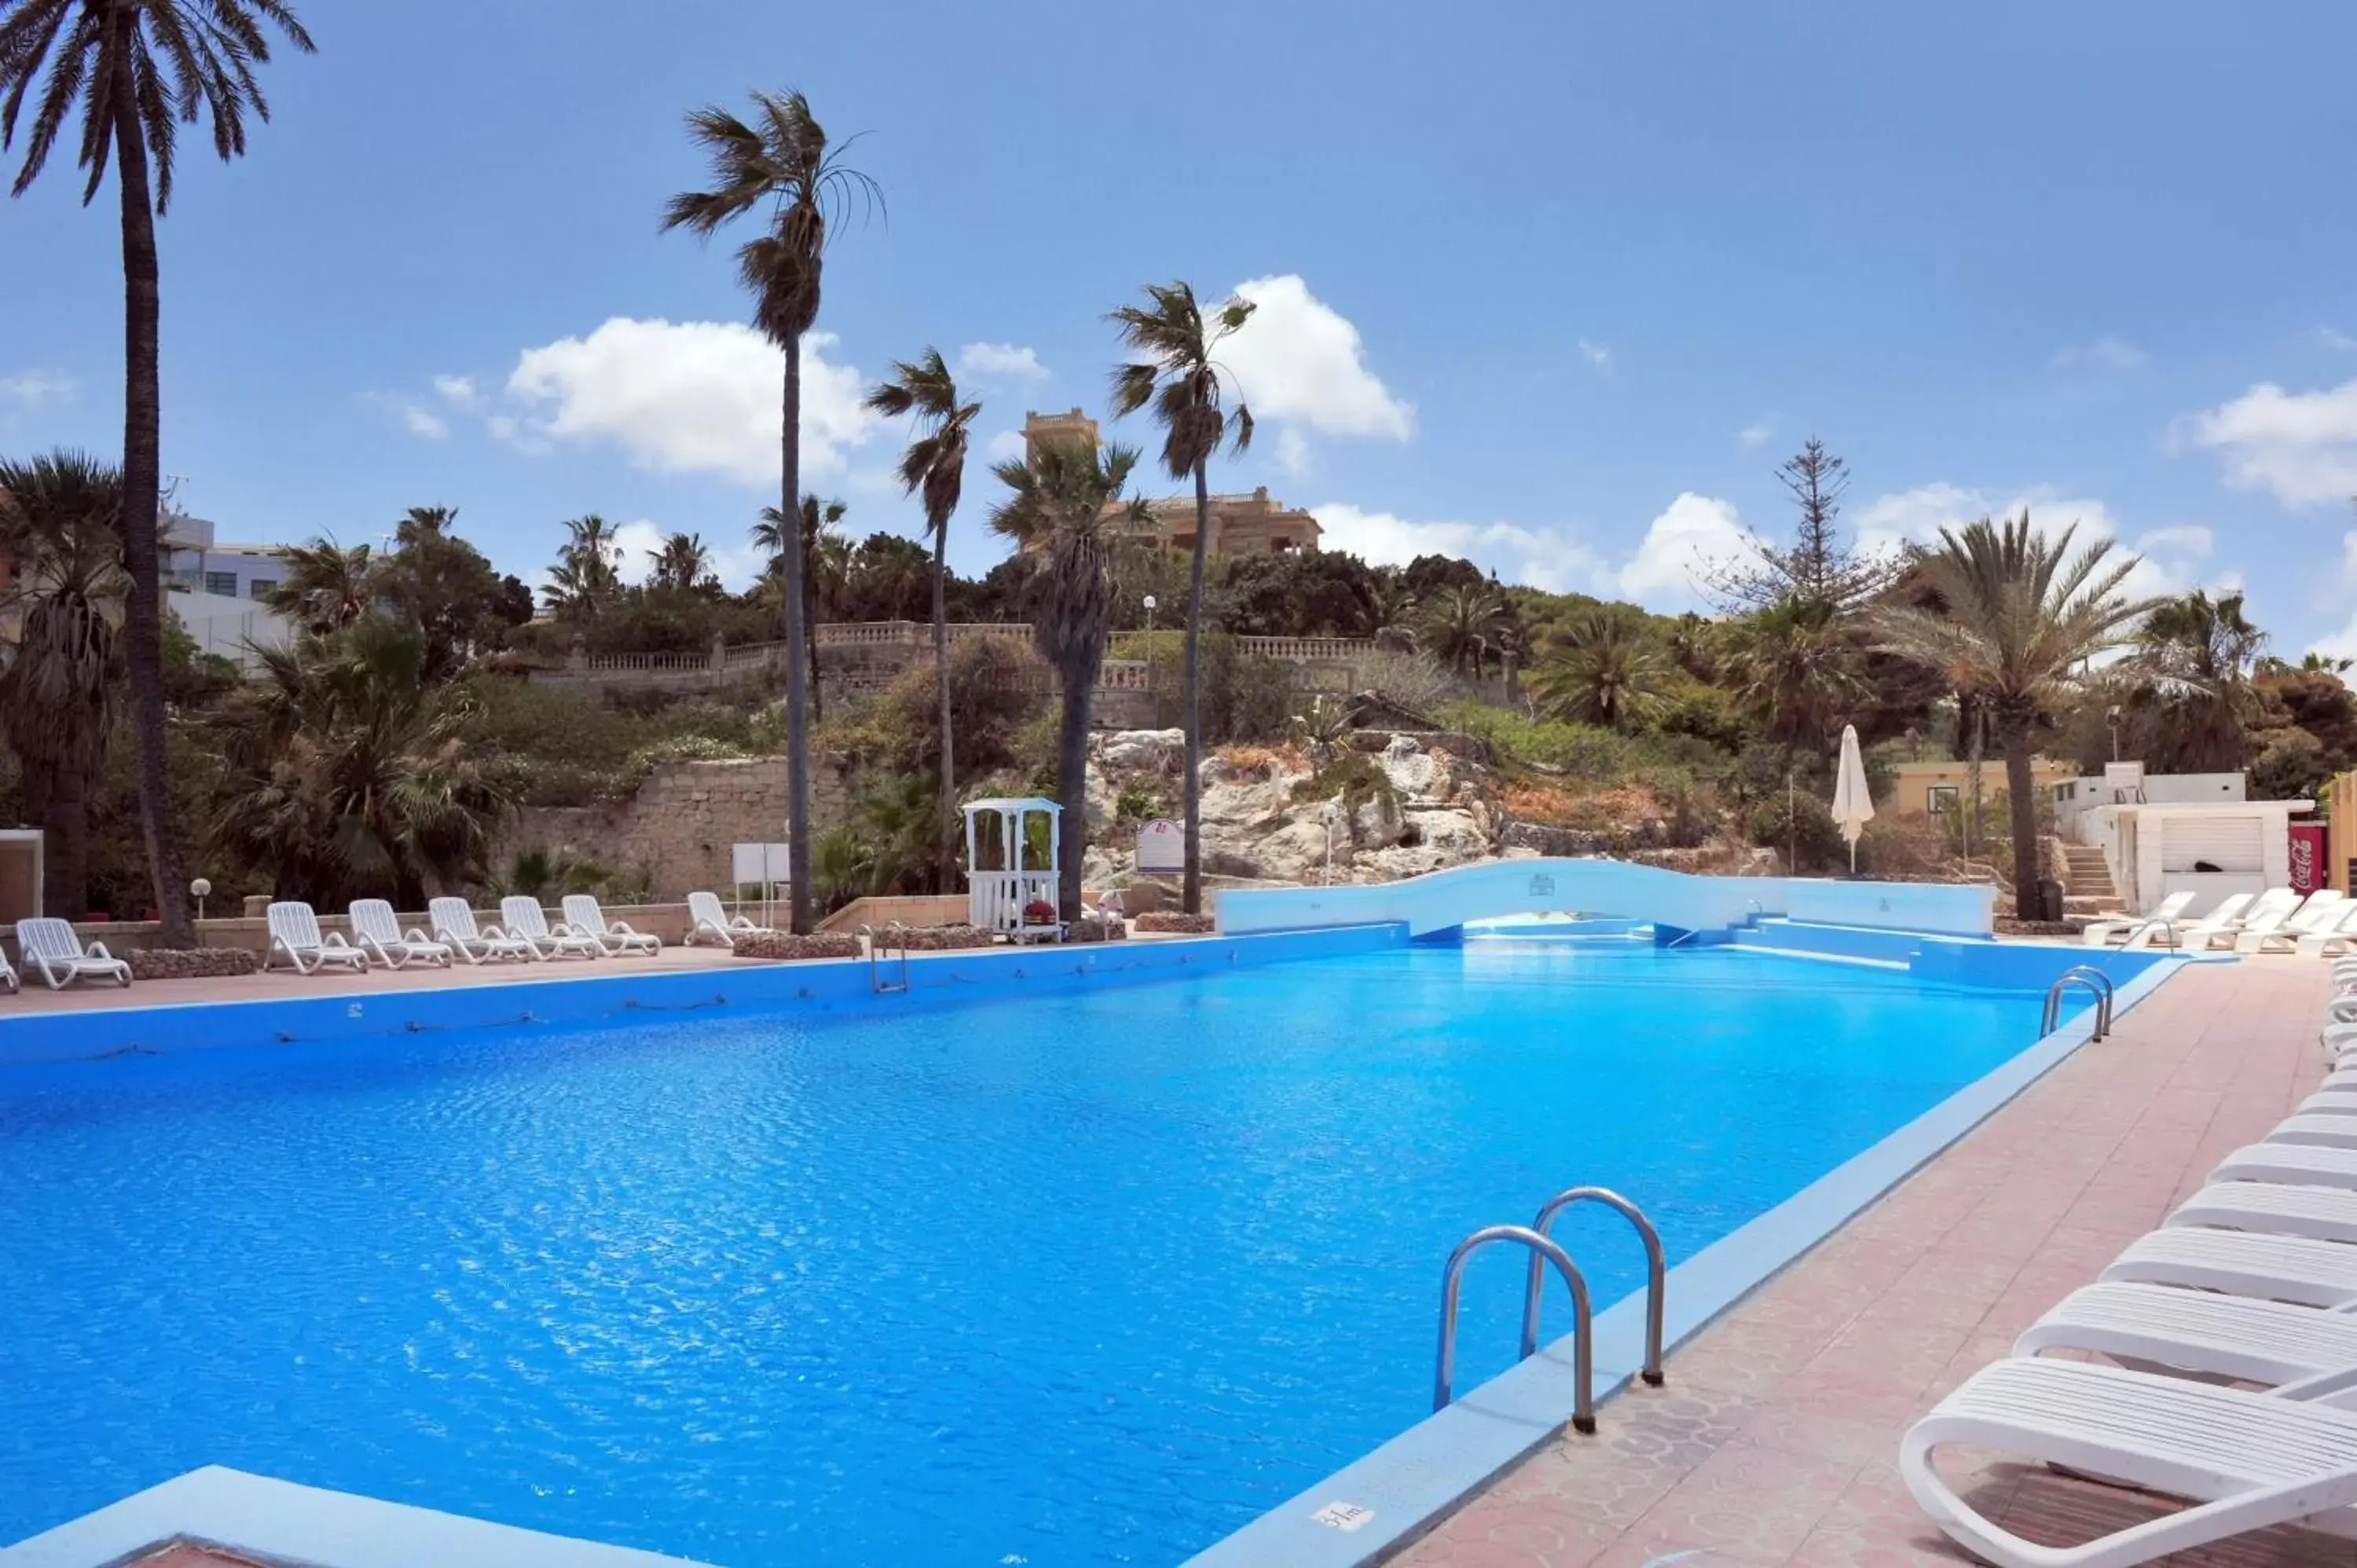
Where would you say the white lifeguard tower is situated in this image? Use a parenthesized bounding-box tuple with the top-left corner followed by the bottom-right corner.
(962, 797, 1064, 941)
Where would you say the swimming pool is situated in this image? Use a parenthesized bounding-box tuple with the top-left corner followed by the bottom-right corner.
(0, 938, 2091, 1564)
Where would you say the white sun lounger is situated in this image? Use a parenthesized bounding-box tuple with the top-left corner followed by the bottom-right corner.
(428, 898, 535, 965)
(561, 895, 660, 957)
(685, 890, 768, 949)
(2109, 1222, 2357, 1306)
(262, 902, 370, 975)
(0, 946, 16, 994)
(2080, 890, 2197, 948)
(2289, 903, 2357, 958)
(2211, 1141, 2357, 1191)
(2227, 893, 2320, 954)
(1901, 1357, 2357, 1568)
(347, 899, 453, 969)
(2241, 892, 2355, 954)
(2018, 1280, 2357, 1389)
(2168, 1181, 2357, 1247)
(16, 917, 130, 989)
(2260, 1114, 2357, 1152)
(500, 897, 602, 961)
(2138, 892, 2260, 954)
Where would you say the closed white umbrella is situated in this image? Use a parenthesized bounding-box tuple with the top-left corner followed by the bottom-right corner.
(1829, 723, 1874, 874)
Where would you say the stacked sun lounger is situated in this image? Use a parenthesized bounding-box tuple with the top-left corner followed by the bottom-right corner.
(1901, 965, 2357, 1566)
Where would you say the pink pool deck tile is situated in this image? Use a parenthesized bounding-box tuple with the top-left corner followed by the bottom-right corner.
(1400, 955, 2346, 1568)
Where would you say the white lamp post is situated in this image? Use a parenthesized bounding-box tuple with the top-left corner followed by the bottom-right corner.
(189, 877, 211, 922)
(1142, 594, 1159, 724)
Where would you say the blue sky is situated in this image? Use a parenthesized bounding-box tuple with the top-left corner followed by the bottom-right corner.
(5, 1, 2356, 649)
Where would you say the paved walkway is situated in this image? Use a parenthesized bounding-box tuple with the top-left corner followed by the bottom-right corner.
(1401, 956, 2347, 1568)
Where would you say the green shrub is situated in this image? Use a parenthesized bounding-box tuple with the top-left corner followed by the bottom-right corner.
(1748, 792, 1847, 873)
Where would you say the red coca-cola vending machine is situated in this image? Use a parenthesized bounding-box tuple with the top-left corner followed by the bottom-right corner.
(2290, 822, 2328, 896)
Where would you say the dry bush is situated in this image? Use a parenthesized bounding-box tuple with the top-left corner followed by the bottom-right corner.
(1216, 743, 1306, 780)
(1134, 911, 1216, 934)
(731, 932, 862, 962)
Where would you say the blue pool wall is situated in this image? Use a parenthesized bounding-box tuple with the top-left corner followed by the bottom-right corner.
(0, 925, 1401, 1068)
(1215, 858, 1997, 941)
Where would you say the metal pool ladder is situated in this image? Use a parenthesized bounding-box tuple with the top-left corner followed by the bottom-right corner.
(858, 923, 910, 995)
(1433, 1225, 1597, 1432)
(2042, 965, 2113, 1039)
(1523, 1186, 1666, 1389)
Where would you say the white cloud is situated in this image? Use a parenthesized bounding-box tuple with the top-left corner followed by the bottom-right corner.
(1611, 493, 1750, 612)
(1223, 275, 1413, 441)
(1854, 482, 2216, 601)
(2048, 335, 2150, 372)
(2321, 328, 2357, 352)
(431, 373, 485, 412)
(984, 429, 1028, 464)
(399, 404, 449, 440)
(1577, 338, 1612, 370)
(956, 343, 1048, 381)
(504, 317, 882, 485)
(1737, 422, 1773, 449)
(610, 518, 665, 586)
(1310, 503, 1600, 594)
(1272, 427, 1313, 478)
(0, 369, 73, 408)
(2176, 379, 2357, 509)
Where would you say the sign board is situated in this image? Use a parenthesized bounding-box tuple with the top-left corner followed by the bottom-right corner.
(731, 841, 791, 885)
(2291, 823, 2327, 895)
(1135, 818, 1184, 875)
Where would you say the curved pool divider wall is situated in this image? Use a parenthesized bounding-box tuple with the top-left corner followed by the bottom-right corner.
(1184, 946, 2191, 1568)
(2, 1464, 716, 1568)
(0, 925, 1406, 1069)
(1213, 857, 1997, 942)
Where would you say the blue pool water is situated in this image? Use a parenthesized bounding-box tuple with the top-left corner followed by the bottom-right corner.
(0, 941, 2061, 1564)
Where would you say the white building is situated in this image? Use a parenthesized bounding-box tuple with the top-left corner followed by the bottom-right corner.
(163, 511, 288, 603)
(2062, 764, 2311, 915)
(169, 588, 291, 665)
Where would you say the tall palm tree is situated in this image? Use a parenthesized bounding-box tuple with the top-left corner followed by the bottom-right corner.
(2, 0, 317, 945)
(1873, 512, 2154, 918)
(2122, 588, 2267, 771)
(1109, 281, 1256, 915)
(261, 537, 373, 635)
(0, 450, 126, 915)
(665, 89, 877, 936)
(864, 349, 980, 876)
(989, 438, 1148, 919)
(753, 494, 845, 720)
(1420, 583, 1509, 676)
(1529, 611, 1669, 731)
(649, 531, 713, 594)
(1723, 595, 1861, 759)
(545, 513, 621, 621)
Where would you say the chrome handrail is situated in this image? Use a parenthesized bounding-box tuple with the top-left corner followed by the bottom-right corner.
(857, 923, 911, 995)
(2042, 966, 2112, 1039)
(1434, 1223, 1596, 1433)
(1523, 1187, 1666, 1387)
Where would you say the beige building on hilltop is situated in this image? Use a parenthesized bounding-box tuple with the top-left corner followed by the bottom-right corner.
(1021, 409, 1321, 555)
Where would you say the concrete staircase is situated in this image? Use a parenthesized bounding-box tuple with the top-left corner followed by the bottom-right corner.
(2058, 843, 2120, 917)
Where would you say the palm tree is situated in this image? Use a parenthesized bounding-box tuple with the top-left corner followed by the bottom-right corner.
(211, 617, 517, 909)
(1109, 281, 1256, 916)
(989, 438, 1147, 919)
(2, 0, 317, 946)
(753, 494, 845, 720)
(0, 450, 126, 914)
(2122, 588, 2267, 771)
(1420, 583, 1509, 676)
(665, 89, 878, 936)
(1529, 611, 1669, 731)
(649, 531, 713, 595)
(1873, 512, 2154, 918)
(262, 537, 374, 635)
(545, 513, 621, 621)
(1723, 595, 1861, 758)
(864, 349, 980, 877)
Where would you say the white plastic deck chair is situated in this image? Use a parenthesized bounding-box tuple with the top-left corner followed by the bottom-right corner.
(684, 890, 767, 949)
(2291, 901, 2357, 959)
(2109, 1221, 2357, 1306)
(2240, 891, 2349, 954)
(2168, 1181, 2357, 1247)
(264, 902, 370, 976)
(347, 899, 453, 969)
(0, 944, 15, 994)
(2136, 891, 2256, 954)
(428, 897, 534, 965)
(500, 896, 602, 961)
(561, 895, 660, 957)
(1901, 1356, 2357, 1568)
(2265, 1115, 2357, 1152)
(2080, 890, 2195, 948)
(2223, 890, 2309, 952)
(2210, 1140, 2357, 1191)
(16, 917, 130, 989)
(2018, 1280, 2357, 1390)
